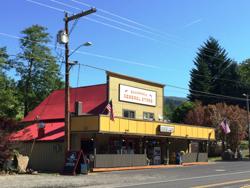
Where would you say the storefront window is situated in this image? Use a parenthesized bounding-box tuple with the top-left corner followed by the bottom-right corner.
(123, 110, 135, 119)
(143, 112, 154, 120)
(109, 137, 141, 154)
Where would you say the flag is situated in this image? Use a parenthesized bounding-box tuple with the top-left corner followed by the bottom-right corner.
(105, 100, 114, 121)
(220, 119, 231, 134)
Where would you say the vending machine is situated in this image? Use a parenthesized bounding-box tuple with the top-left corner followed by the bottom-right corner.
(153, 147, 161, 165)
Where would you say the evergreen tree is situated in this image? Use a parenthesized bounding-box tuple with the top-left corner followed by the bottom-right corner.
(189, 37, 241, 105)
(15, 25, 63, 116)
(189, 56, 211, 103)
(0, 47, 19, 118)
(239, 59, 250, 94)
(172, 101, 194, 123)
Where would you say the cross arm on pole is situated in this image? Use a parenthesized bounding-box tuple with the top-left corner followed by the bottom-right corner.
(67, 8, 97, 22)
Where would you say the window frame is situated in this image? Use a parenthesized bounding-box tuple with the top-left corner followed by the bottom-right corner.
(143, 112, 155, 121)
(122, 109, 136, 119)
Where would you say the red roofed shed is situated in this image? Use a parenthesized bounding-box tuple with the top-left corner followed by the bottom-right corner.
(11, 84, 107, 142)
(23, 84, 107, 122)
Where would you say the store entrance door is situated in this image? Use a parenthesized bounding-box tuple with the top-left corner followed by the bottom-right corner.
(146, 140, 162, 165)
(81, 140, 94, 156)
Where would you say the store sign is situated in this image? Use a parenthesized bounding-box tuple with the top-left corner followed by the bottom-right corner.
(159, 125, 175, 133)
(62, 150, 86, 175)
(119, 85, 156, 106)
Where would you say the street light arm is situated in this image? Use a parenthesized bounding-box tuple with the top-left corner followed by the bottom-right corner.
(69, 42, 92, 57)
(69, 44, 84, 57)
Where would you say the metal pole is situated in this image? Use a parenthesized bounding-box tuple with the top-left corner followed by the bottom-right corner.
(246, 94, 250, 159)
(64, 12, 70, 152)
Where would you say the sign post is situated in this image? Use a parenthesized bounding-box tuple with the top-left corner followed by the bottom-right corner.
(62, 150, 87, 175)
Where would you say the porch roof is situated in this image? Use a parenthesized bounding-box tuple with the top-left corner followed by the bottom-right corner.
(71, 115, 215, 141)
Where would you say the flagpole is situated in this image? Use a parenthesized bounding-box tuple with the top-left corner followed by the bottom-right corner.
(101, 100, 110, 114)
(224, 132, 227, 150)
(101, 107, 106, 114)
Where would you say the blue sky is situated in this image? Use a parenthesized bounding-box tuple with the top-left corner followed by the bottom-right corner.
(1, 0, 250, 97)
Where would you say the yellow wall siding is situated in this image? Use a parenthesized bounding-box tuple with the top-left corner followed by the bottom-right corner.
(99, 116, 215, 140)
(108, 76, 164, 120)
(71, 116, 99, 132)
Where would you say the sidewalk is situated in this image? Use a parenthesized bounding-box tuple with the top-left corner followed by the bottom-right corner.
(92, 162, 211, 172)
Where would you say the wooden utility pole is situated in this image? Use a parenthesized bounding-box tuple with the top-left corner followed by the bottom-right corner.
(64, 12, 70, 152)
(64, 8, 96, 152)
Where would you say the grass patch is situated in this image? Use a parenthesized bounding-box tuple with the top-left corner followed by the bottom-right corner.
(208, 156, 221, 162)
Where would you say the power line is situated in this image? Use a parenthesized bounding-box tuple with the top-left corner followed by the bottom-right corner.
(70, 0, 229, 53)
(50, 0, 177, 43)
(4, 3, 250, 86)
(5, 48, 248, 102)
(49, 0, 79, 10)
(0, 32, 159, 68)
(69, 18, 79, 35)
(25, 0, 65, 12)
(84, 17, 164, 44)
(39, 0, 238, 59)
(70, 0, 179, 40)
(1, 31, 248, 87)
(26, 0, 239, 64)
(166, 84, 246, 101)
(26, 0, 170, 45)
(48, 0, 201, 50)
(69, 0, 236, 56)
(74, 62, 247, 102)
(72, 0, 236, 59)
(25, 0, 235, 61)
(7, 1, 249, 103)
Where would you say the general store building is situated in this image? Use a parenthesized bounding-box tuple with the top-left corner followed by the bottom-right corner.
(11, 71, 215, 172)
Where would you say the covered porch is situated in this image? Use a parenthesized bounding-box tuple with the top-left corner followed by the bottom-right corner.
(71, 115, 215, 168)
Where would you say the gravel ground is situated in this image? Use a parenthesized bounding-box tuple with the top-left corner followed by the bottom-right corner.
(1, 162, 250, 188)
(0, 172, 155, 188)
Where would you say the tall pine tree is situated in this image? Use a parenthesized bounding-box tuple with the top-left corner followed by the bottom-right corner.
(239, 59, 250, 94)
(189, 37, 241, 105)
(15, 25, 63, 116)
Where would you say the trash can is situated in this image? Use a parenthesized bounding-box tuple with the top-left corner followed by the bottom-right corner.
(80, 163, 88, 174)
(176, 152, 182, 165)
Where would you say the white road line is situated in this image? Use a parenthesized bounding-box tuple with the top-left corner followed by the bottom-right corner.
(215, 169, 226, 172)
(113, 170, 250, 188)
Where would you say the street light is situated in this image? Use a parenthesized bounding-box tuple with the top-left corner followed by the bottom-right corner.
(69, 42, 92, 57)
(243, 93, 250, 158)
(67, 42, 92, 70)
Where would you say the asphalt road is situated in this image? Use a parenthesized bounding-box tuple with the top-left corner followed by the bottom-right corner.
(113, 161, 250, 188)
(1, 161, 250, 188)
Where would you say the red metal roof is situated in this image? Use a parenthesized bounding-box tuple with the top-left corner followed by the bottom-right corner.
(22, 84, 107, 122)
(10, 122, 64, 141)
(12, 84, 107, 141)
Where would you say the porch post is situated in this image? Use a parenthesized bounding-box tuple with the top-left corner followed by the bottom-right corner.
(93, 134, 97, 168)
(166, 138, 169, 165)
